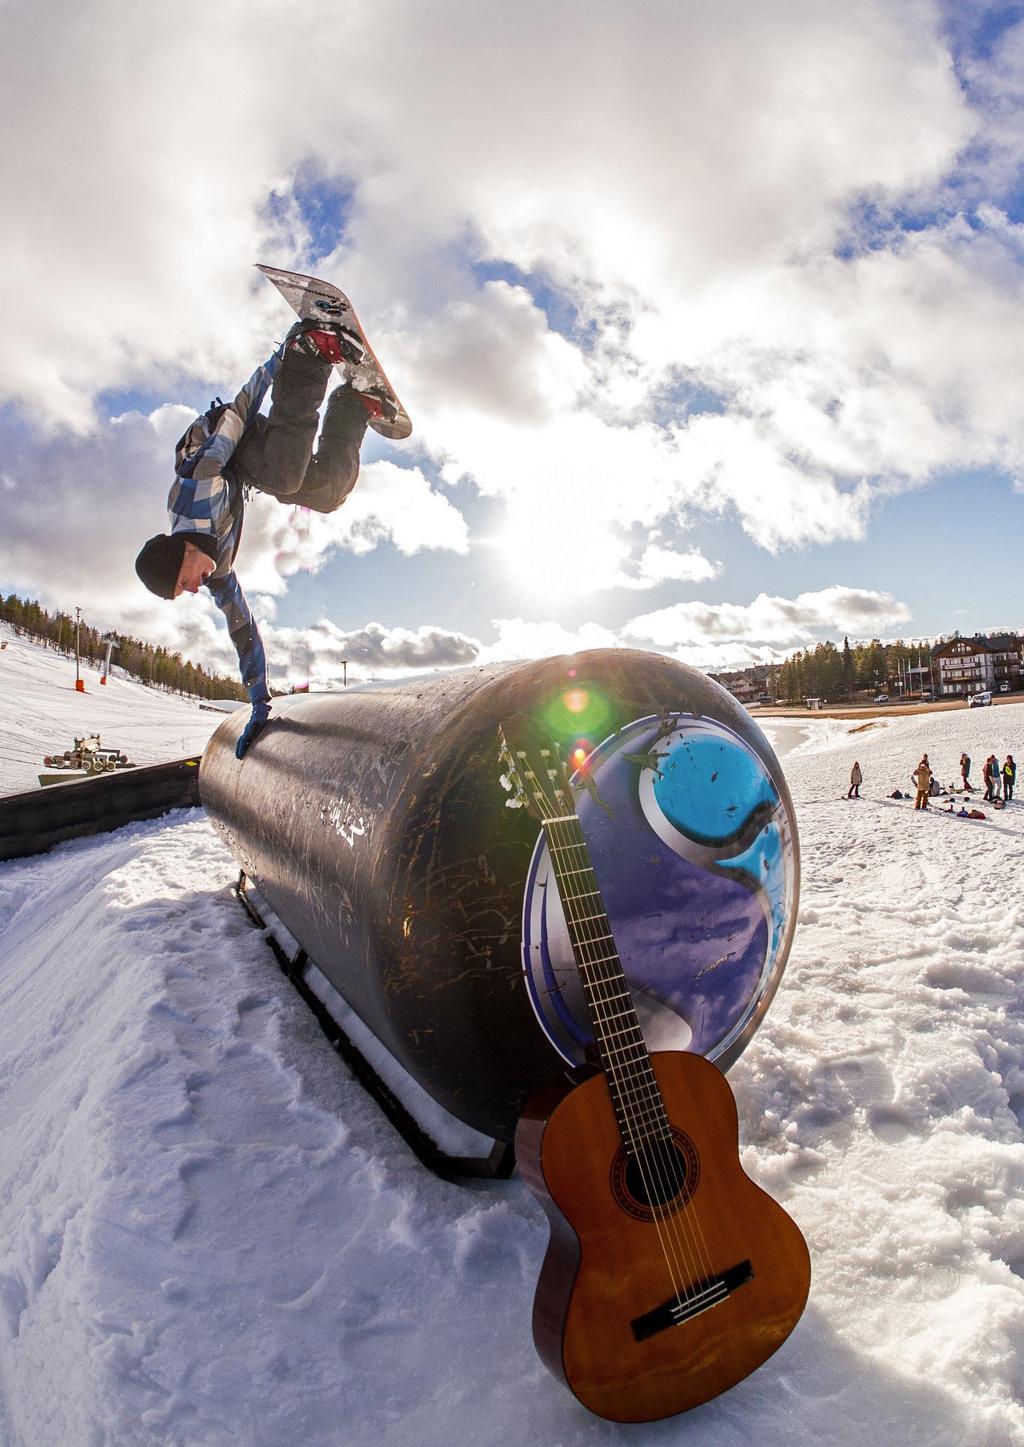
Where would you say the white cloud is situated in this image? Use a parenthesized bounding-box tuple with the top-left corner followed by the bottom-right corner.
(480, 617, 620, 664)
(262, 618, 480, 682)
(127, 606, 483, 690)
(237, 460, 468, 598)
(635, 545, 721, 587)
(409, 281, 589, 429)
(472, 584, 913, 677)
(625, 585, 912, 650)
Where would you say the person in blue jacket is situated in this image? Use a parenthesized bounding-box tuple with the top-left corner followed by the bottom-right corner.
(134, 321, 387, 757)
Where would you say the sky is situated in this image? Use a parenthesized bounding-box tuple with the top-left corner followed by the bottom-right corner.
(4, 0, 1024, 687)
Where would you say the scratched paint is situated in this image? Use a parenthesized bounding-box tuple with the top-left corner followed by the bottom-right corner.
(319, 798, 368, 848)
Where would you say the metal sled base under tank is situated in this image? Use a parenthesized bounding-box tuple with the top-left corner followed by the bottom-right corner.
(233, 872, 517, 1184)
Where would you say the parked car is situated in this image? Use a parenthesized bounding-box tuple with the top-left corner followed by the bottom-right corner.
(999, 683, 1011, 693)
(920, 691, 934, 702)
(969, 691, 993, 708)
(874, 693, 889, 704)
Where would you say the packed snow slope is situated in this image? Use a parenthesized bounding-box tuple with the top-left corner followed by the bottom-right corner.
(0, 623, 230, 796)
(2, 680, 1024, 1443)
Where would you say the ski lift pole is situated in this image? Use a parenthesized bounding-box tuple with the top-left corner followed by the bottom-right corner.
(74, 607, 85, 693)
(101, 635, 117, 685)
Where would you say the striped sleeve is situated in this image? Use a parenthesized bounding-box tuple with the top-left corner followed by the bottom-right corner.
(207, 571, 271, 705)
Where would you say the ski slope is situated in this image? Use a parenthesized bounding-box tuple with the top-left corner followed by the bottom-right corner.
(2, 640, 1024, 1444)
(0, 622, 231, 797)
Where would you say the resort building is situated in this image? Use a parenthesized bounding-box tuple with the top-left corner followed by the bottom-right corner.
(931, 635, 1022, 697)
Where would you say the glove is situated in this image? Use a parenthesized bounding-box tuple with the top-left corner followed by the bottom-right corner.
(235, 703, 271, 760)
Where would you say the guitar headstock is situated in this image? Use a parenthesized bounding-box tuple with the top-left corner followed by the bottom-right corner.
(497, 726, 576, 825)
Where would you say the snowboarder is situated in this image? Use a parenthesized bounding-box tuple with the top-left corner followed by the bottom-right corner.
(134, 321, 388, 757)
(848, 761, 862, 798)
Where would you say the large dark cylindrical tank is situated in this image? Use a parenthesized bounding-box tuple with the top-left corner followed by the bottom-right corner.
(200, 650, 799, 1142)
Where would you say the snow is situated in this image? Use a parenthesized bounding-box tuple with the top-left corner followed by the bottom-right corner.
(0, 622, 230, 797)
(3, 636, 1024, 1444)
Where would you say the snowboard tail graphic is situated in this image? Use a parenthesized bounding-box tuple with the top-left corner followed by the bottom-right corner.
(256, 263, 412, 441)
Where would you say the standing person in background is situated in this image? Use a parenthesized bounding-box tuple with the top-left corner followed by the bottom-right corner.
(983, 755, 997, 802)
(960, 752, 971, 791)
(1003, 755, 1016, 802)
(848, 761, 863, 798)
(913, 755, 932, 811)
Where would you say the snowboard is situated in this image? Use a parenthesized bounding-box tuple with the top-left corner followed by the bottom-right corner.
(256, 263, 412, 441)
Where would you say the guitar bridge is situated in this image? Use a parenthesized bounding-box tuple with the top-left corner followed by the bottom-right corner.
(630, 1260, 753, 1342)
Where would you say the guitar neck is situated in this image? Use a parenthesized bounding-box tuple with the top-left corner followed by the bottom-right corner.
(541, 811, 672, 1153)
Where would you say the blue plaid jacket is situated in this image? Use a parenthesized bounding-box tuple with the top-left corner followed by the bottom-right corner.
(167, 346, 285, 705)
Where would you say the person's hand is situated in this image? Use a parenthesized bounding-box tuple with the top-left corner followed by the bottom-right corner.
(235, 702, 271, 760)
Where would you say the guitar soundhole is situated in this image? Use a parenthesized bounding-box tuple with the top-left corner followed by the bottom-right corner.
(611, 1128, 700, 1222)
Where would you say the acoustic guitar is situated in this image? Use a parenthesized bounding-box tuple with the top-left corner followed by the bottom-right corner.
(498, 730, 810, 1423)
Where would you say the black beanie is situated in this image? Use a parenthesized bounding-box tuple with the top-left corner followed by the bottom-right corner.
(135, 533, 219, 600)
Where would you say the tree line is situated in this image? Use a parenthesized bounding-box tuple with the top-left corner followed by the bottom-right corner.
(773, 634, 1018, 703)
(0, 593, 247, 703)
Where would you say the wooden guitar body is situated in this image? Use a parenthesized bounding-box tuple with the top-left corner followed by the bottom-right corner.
(516, 1051, 811, 1423)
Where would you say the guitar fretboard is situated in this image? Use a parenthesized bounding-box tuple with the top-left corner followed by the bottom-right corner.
(541, 813, 673, 1153)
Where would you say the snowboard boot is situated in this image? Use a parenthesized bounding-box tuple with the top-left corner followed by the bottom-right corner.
(286, 316, 364, 367)
(350, 384, 398, 426)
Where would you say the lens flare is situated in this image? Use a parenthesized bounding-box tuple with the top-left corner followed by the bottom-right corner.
(540, 682, 613, 744)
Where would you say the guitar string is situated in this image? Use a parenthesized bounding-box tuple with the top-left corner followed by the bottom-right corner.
(523, 760, 698, 1299)
(532, 761, 702, 1267)
(549, 823, 722, 1306)
(543, 810, 720, 1273)
(512, 739, 717, 1304)
(544, 816, 716, 1304)
(542, 809, 717, 1296)
(538, 812, 699, 1306)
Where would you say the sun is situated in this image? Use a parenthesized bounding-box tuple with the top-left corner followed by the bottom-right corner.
(497, 505, 627, 599)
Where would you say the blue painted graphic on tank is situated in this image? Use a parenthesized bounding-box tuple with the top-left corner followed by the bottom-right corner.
(521, 714, 796, 1067)
(651, 732, 776, 844)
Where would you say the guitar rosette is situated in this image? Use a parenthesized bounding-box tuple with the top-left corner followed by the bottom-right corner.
(521, 713, 798, 1071)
